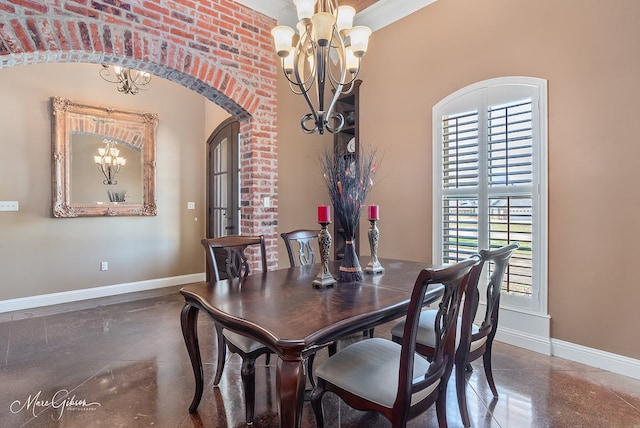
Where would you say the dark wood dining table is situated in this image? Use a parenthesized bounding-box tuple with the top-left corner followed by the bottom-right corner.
(179, 257, 444, 428)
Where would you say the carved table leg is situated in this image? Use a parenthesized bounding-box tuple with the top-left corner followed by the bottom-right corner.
(276, 357, 306, 428)
(180, 303, 203, 413)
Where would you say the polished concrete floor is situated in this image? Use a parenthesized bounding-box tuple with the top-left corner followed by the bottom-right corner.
(1, 290, 640, 427)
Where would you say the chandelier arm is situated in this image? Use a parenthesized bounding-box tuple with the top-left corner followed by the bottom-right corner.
(292, 40, 325, 134)
(326, 28, 361, 95)
(301, 113, 319, 134)
(100, 65, 151, 95)
(332, 65, 361, 95)
(322, 29, 348, 133)
(99, 66, 121, 84)
(316, 44, 327, 117)
(281, 58, 314, 95)
(296, 80, 320, 133)
(279, 31, 318, 95)
(97, 163, 117, 185)
(287, 79, 306, 96)
(133, 72, 151, 87)
(326, 54, 361, 93)
(323, 87, 345, 134)
(326, 33, 346, 90)
(324, 111, 345, 134)
(292, 31, 318, 90)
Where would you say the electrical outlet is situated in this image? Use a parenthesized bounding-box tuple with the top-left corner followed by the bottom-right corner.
(100, 262, 108, 271)
(0, 201, 19, 211)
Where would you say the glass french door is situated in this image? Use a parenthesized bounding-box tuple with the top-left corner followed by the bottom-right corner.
(206, 117, 240, 239)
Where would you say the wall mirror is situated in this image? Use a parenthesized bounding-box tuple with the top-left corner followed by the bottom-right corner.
(51, 97, 158, 217)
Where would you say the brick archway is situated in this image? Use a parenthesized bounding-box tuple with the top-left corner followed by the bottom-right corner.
(0, 0, 279, 268)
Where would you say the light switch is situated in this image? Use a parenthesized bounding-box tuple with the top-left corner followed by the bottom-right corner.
(0, 201, 18, 211)
(187, 201, 196, 210)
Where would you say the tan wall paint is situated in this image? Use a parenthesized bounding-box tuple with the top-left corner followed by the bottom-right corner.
(275, 72, 333, 266)
(0, 62, 227, 300)
(351, 0, 638, 359)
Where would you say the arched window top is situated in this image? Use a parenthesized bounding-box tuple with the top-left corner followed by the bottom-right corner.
(432, 76, 548, 315)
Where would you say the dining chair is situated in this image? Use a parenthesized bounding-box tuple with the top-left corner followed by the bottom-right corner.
(280, 228, 320, 268)
(199, 235, 271, 425)
(310, 256, 480, 428)
(390, 242, 519, 427)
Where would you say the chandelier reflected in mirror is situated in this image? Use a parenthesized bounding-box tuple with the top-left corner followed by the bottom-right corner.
(99, 64, 151, 95)
(94, 139, 126, 185)
(271, 0, 371, 134)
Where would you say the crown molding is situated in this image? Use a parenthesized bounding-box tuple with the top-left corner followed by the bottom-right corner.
(354, 0, 436, 31)
(235, 0, 438, 31)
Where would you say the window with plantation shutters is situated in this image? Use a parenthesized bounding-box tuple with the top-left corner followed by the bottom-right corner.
(433, 77, 548, 312)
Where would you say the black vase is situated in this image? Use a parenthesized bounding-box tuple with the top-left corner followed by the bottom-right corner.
(339, 239, 363, 282)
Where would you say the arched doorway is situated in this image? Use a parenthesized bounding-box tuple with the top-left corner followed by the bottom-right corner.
(206, 117, 240, 239)
(0, 0, 280, 271)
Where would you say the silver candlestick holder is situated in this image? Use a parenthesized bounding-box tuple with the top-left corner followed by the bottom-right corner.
(313, 222, 337, 288)
(364, 219, 384, 274)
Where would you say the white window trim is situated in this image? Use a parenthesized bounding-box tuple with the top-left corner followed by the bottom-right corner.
(432, 77, 549, 337)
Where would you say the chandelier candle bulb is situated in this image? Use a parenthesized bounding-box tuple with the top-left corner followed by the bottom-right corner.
(368, 204, 379, 220)
(345, 48, 358, 73)
(311, 12, 335, 45)
(350, 26, 372, 57)
(271, 26, 295, 56)
(336, 5, 355, 32)
(318, 205, 331, 223)
(294, 0, 316, 20)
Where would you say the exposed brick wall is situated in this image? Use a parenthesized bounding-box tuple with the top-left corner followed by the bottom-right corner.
(0, 0, 279, 270)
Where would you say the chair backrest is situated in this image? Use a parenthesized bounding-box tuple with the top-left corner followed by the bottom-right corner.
(201, 235, 267, 281)
(280, 229, 320, 268)
(457, 243, 520, 358)
(395, 256, 480, 416)
(476, 242, 519, 339)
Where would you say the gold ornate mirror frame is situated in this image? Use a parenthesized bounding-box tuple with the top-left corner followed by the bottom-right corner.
(51, 97, 158, 217)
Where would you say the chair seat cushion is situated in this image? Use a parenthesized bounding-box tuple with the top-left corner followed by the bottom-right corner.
(314, 338, 438, 408)
(223, 329, 267, 353)
(390, 310, 486, 352)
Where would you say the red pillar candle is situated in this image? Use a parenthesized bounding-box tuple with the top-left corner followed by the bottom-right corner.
(368, 204, 379, 220)
(317, 205, 330, 223)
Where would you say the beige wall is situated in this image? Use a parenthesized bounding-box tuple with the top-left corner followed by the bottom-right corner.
(275, 73, 333, 265)
(0, 62, 226, 300)
(276, 0, 640, 360)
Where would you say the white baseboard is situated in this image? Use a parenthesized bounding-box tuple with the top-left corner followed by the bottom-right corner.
(495, 327, 640, 381)
(0, 273, 205, 314)
(495, 325, 552, 355)
(551, 338, 640, 380)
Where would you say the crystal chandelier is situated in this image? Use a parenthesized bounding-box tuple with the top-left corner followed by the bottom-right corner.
(99, 64, 151, 95)
(94, 139, 126, 185)
(271, 0, 371, 134)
